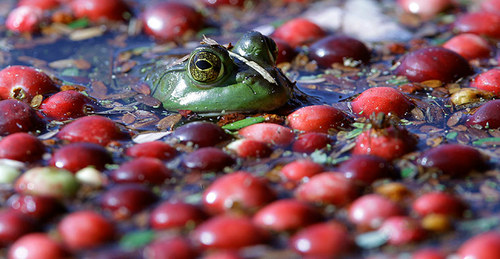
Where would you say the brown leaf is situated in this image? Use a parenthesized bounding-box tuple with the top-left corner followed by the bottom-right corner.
(157, 114, 182, 131)
(134, 94, 161, 108)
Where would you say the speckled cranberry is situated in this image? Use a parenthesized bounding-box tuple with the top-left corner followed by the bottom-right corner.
(126, 141, 176, 160)
(412, 192, 465, 217)
(0, 66, 58, 103)
(144, 236, 198, 259)
(379, 216, 426, 245)
(272, 18, 326, 47)
(309, 35, 371, 68)
(454, 12, 500, 39)
(171, 122, 229, 148)
(40, 90, 96, 121)
(458, 231, 500, 259)
(353, 126, 417, 161)
(348, 194, 403, 230)
(288, 105, 351, 133)
(338, 155, 394, 185)
(100, 184, 158, 219)
(351, 87, 413, 118)
(182, 147, 234, 172)
(5, 6, 43, 33)
(239, 123, 294, 147)
(58, 210, 115, 250)
(150, 202, 206, 230)
(8, 233, 67, 259)
(0, 133, 45, 163)
(470, 68, 500, 96)
(280, 159, 323, 181)
(467, 100, 500, 129)
(0, 210, 37, 247)
(202, 171, 275, 214)
(289, 221, 351, 257)
(57, 115, 128, 145)
(50, 142, 113, 173)
(0, 100, 44, 136)
(443, 33, 491, 60)
(292, 132, 331, 154)
(418, 144, 487, 177)
(110, 157, 171, 185)
(395, 47, 472, 83)
(253, 199, 322, 231)
(71, 0, 130, 21)
(295, 172, 358, 206)
(7, 194, 63, 220)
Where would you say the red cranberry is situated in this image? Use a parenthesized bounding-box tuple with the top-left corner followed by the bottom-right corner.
(289, 221, 351, 257)
(309, 35, 371, 68)
(239, 123, 295, 147)
(467, 100, 500, 129)
(144, 236, 198, 259)
(418, 144, 487, 177)
(253, 199, 322, 231)
(0, 133, 45, 163)
(0, 66, 58, 102)
(50, 142, 113, 173)
(0, 210, 37, 247)
(100, 184, 158, 219)
(280, 159, 323, 181)
(110, 157, 171, 185)
(273, 38, 297, 64)
(142, 2, 204, 42)
(481, 0, 500, 13)
(338, 155, 394, 185)
(202, 171, 275, 214)
(412, 192, 465, 217)
(7, 194, 63, 220)
(272, 18, 326, 47)
(171, 122, 229, 148)
(126, 141, 176, 160)
(226, 139, 272, 158)
(8, 233, 67, 259)
(0, 100, 44, 136)
(379, 216, 426, 245)
(395, 47, 472, 83)
(412, 248, 446, 259)
(353, 126, 417, 161)
(191, 215, 267, 250)
(454, 12, 500, 39)
(351, 87, 413, 118)
(71, 0, 130, 21)
(443, 33, 491, 60)
(57, 115, 128, 145)
(58, 210, 114, 250)
(201, 0, 247, 7)
(292, 132, 331, 154)
(469, 69, 500, 96)
(288, 105, 351, 133)
(295, 172, 358, 206)
(458, 231, 500, 259)
(182, 147, 234, 172)
(203, 251, 243, 259)
(150, 202, 206, 230)
(5, 6, 43, 33)
(397, 0, 452, 19)
(18, 0, 60, 10)
(40, 90, 95, 121)
(348, 194, 403, 230)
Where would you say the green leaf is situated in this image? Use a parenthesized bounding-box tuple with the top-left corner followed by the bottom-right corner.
(119, 230, 155, 249)
(401, 167, 415, 178)
(221, 117, 265, 130)
(445, 131, 458, 140)
(68, 18, 89, 29)
(345, 128, 363, 139)
(61, 68, 80, 77)
(472, 137, 500, 146)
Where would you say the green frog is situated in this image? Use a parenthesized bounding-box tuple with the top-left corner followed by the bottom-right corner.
(149, 31, 294, 114)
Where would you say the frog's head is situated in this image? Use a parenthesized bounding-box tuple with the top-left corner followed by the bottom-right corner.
(150, 31, 293, 114)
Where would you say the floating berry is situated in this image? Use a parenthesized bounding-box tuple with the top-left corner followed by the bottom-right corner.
(0, 100, 44, 136)
(171, 122, 229, 148)
(458, 231, 500, 259)
(253, 199, 322, 232)
(412, 192, 465, 217)
(57, 115, 128, 145)
(395, 47, 472, 83)
(418, 144, 487, 177)
(8, 233, 67, 259)
(295, 172, 358, 206)
(18, 0, 60, 10)
(469, 68, 500, 96)
(182, 147, 234, 172)
(201, 0, 247, 7)
(0, 133, 45, 163)
(110, 157, 171, 185)
(466, 100, 500, 129)
(144, 236, 198, 259)
(150, 202, 206, 230)
(0, 66, 58, 103)
(289, 221, 351, 257)
(50, 142, 112, 173)
(292, 132, 331, 153)
(288, 105, 351, 133)
(5, 6, 43, 33)
(351, 87, 413, 118)
(397, 0, 452, 19)
(454, 12, 500, 39)
(40, 90, 95, 121)
(379, 216, 426, 245)
(227, 139, 272, 158)
(273, 38, 297, 64)
(481, 0, 500, 13)
(443, 33, 491, 60)
(7, 194, 63, 220)
(71, 0, 130, 22)
(280, 159, 324, 181)
(58, 211, 115, 250)
(0, 210, 37, 247)
(412, 249, 447, 259)
(308, 35, 371, 68)
(338, 155, 394, 185)
(272, 18, 326, 47)
(15, 167, 80, 199)
(126, 141, 176, 160)
(100, 184, 158, 220)
(239, 123, 294, 147)
(348, 194, 403, 230)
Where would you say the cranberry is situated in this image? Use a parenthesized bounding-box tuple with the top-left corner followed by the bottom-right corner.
(273, 38, 297, 64)
(7, 194, 63, 220)
(458, 231, 500, 259)
(203, 251, 243, 259)
(412, 192, 465, 217)
(191, 215, 267, 249)
(100, 184, 158, 219)
(295, 172, 358, 206)
(239, 123, 295, 147)
(469, 68, 500, 96)
(348, 194, 403, 230)
(287, 105, 351, 133)
(280, 159, 324, 181)
(142, 2, 204, 42)
(182, 147, 234, 172)
(412, 248, 446, 259)
(289, 221, 351, 257)
(292, 132, 331, 154)
(71, 0, 130, 21)
(397, 0, 452, 19)
(57, 115, 128, 145)
(5, 6, 43, 33)
(467, 100, 500, 129)
(338, 155, 394, 185)
(226, 139, 272, 158)
(309, 35, 371, 67)
(8, 233, 67, 259)
(0, 133, 45, 163)
(0, 210, 36, 247)
(272, 18, 326, 47)
(418, 144, 487, 177)
(150, 202, 206, 230)
(202, 171, 275, 214)
(0, 100, 44, 136)
(353, 126, 417, 161)
(0, 66, 58, 103)
(15, 167, 80, 199)
(171, 122, 229, 148)
(253, 199, 322, 231)
(144, 236, 198, 259)
(351, 87, 413, 118)
(50, 142, 113, 173)
(481, 0, 500, 13)
(110, 157, 171, 185)
(453, 12, 500, 39)
(40, 90, 95, 121)
(126, 141, 176, 160)
(395, 47, 472, 83)
(201, 0, 247, 7)
(58, 210, 115, 250)
(443, 33, 491, 60)
(379, 216, 426, 245)
(18, 0, 60, 10)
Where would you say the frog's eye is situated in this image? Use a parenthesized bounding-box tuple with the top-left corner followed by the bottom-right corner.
(188, 51, 224, 84)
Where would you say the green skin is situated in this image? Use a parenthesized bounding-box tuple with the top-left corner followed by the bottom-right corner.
(150, 31, 293, 113)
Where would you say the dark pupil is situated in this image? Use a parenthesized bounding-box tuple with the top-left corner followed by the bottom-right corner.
(196, 60, 212, 70)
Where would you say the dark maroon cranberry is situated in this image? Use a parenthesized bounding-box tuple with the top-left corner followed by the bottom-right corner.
(100, 184, 158, 220)
(418, 144, 487, 177)
(182, 147, 234, 172)
(201, 0, 247, 8)
(126, 141, 176, 160)
(50, 142, 113, 173)
(0, 210, 37, 247)
(253, 199, 322, 232)
(40, 90, 96, 121)
(289, 221, 351, 257)
(110, 157, 171, 185)
(171, 122, 229, 147)
(0, 100, 44, 136)
(7, 194, 64, 220)
(150, 202, 206, 230)
(57, 115, 128, 145)
(144, 236, 199, 259)
(467, 100, 500, 129)
(71, 0, 130, 22)
(338, 155, 395, 185)
(273, 38, 297, 64)
(292, 132, 331, 153)
(0, 133, 45, 162)
(308, 35, 370, 68)
(394, 47, 472, 83)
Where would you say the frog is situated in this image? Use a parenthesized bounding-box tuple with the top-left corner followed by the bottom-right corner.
(149, 31, 295, 114)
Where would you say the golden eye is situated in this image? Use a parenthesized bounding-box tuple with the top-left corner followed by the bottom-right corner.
(188, 51, 224, 84)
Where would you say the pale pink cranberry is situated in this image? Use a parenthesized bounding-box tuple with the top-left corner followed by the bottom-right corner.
(239, 123, 295, 147)
(295, 172, 358, 206)
(379, 216, 426, 245)
(6, 6, 43, 33)
(348, 194, 403, 230)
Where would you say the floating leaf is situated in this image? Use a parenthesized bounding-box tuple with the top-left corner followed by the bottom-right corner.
(445, 131, 458, 140)
(67, 18, 89, 29)
(120, 230, 155, 249)
(472, 137, 500, 146)
(221, 117, 265, 130)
